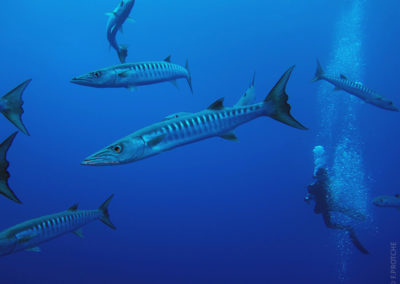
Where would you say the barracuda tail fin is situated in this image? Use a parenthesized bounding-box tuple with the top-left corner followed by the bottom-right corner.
(264, 66, 307, 130)
(185, 59, 193, 94)
(312, 59, 324, 82)
(0, 132, 21, 204)
(98, 194, 116, 230)
(118, 45, 128, 63)
(0, 79, 31, 136)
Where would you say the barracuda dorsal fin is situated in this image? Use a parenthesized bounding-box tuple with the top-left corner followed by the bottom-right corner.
(164, 55, 171, 62)
(118, 70, 129, 77)
(73, 229, 84, 238)
(235, 72, 256, 107)
(163, 112, 191, 121)
(340, 74, 348, 80)
(0, 132, 21, 204)
(219, 131, 239, 142)
(207, 98, 225, 110)
(68, 204, 78, 211)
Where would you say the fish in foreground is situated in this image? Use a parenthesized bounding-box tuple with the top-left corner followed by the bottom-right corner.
(0, 132, 21, 203)
(312, 59, 399, 112)
(81, 66, 306, 166)
(373, 194, 400, 210)
(106, 0, 135, 63)
(0, 195, 115, 256)
(71, 56, 193, 93)
(0, 79, 32, 135)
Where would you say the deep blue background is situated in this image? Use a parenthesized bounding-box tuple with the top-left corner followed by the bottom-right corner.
(0, 0, 399, 283)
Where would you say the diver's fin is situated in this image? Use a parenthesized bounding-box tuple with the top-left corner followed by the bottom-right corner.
(169, 80, 179, 89)
(340, 74, 348, 80)
(147, 134, 166, 147)
(264, 66, 307, 130)
(164, 55, 171, 62)
(311, 59, 324, 82)
(220, 131, 239, 142)
(73, 229, 84, 238)
(207, 98, 225, 110)
(185, 59, 193, 94)
(68, 204, 78, 211)
(0, 79, 32, 135)
(98, 195, 116, 230)
(235, 72, 256, 107)
(25, 246, 41, 252)
(347, 228, 369, 255)
(118, 45, 128, 63)
(0, 132, 21, 204)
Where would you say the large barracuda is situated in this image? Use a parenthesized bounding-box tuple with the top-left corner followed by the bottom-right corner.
(81, 66, 307, 166)
(0, 79, 31, 136)
(312, 60, 399, 112)
(0, 195, 115, 257)
(71, 56, 193, 93)
(106, 0, 135, 63)
(0, 132, 21, 204)
(373, 194, 400, 210)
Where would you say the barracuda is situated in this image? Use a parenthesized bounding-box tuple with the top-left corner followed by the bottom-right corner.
(373, 194, 400, 210)
(313, 59, 399, 112)
(71, 56, 192, 93)
(81, 66, 307, 166)
(0, 195, 115, 257)
(106, 0, 135, 63)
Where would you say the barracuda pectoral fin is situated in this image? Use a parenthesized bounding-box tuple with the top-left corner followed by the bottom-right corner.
(169, 80, 179, 89)
(68, 204, 78, 211)
(146, 134, 166, 147)
(126, 86, 137, 92)
(127, 17, 136, 23)
(105, 12, 116, 17)
(15, 231, 39, 243)
(72, 229, 84, 238)
(219, 131, 239, 142)
(118, 71, 130, 78)
(25, 246, 41, 253)
(340, 74, 348, 80)
(207, 98, 225, 110)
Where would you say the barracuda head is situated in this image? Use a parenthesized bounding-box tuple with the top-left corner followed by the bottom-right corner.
(81, 136, 146, 166)
(71, 68, 115, 87)
(373, 195, 400, 208)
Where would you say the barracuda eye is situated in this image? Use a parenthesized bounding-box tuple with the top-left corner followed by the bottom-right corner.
(93, 71, 102, 78)
(112, 145, 123, 153)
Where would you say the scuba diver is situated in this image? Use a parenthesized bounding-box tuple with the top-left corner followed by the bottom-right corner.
(305, 167, 369, 255)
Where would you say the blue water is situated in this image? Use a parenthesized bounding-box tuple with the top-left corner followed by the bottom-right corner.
(1, 0, 399, 283)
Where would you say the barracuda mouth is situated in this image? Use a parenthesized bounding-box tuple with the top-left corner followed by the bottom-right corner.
(70, 76, 91, 85)
(81, 149, 119, 166)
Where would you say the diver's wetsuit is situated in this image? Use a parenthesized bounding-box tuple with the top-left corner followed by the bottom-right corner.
(306, 168, 369, 255)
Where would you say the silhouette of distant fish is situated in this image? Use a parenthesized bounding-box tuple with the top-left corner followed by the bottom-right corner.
(71, 56, 193, 93)
(0, 195, 115, 257)
(0, 132, 21, 204)
(81, 66, 306, 166)
(0, 79, 31, 135)
(106, 0, 135, 63)
(373, 194, 400, 210)
(312, 59, 399, 112)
